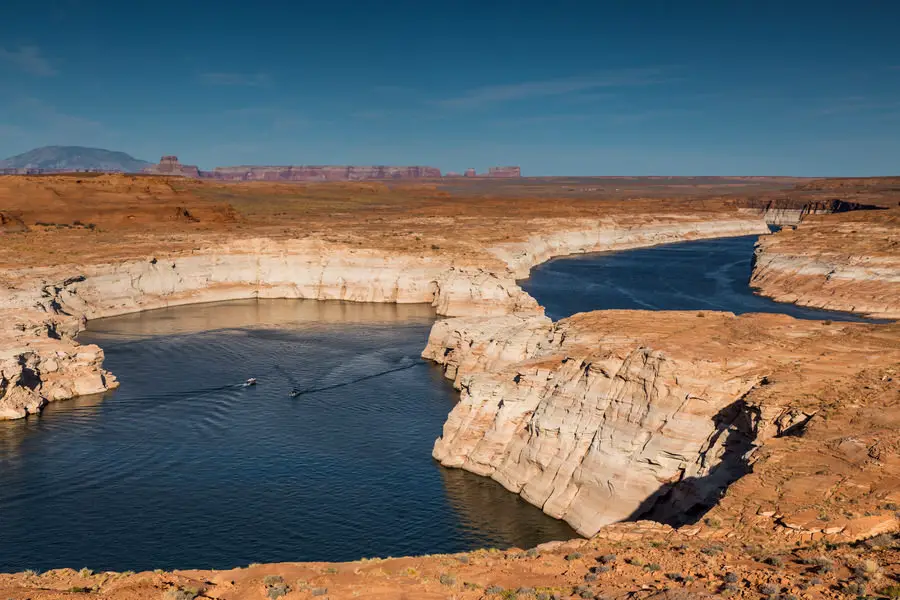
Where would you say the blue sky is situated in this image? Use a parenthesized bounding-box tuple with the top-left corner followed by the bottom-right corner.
(1, 0, 898, 175)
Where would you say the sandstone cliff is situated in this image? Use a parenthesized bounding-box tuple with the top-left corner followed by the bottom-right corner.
(750, 208, 900, 318)
(424, 311, 900, 540)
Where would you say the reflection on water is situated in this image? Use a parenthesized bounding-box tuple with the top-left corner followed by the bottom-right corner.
(0, 299, 574, 573)
(441, 468, 575, 548)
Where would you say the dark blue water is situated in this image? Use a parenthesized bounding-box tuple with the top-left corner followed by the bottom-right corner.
(0, 300, 574, 572)
(521, 235, 878, 322)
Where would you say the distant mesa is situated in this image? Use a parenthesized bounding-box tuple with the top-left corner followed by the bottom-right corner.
(487, 166, 521, 178)
(0, 146, 522, 180)
(142, 156, 522, 181)
(144, 155, 201, 178)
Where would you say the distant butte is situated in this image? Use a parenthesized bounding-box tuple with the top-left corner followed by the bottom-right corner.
(141, 156, 522, 181)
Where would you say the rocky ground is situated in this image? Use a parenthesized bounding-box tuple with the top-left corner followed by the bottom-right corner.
(0, 174, 898, 599)
(1, 530, 899, 599)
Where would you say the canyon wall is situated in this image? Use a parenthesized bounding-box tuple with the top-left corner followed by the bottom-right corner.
(423, 312, 765, 536)
(734, 198, 883, 226)
(0, 217, 770, 421)
(750, 210, 900, 318)
(424, 310, 900, 539)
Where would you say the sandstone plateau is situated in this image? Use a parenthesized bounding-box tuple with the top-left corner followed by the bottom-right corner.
(140, 155, 524, 181)
(0, 173, 898, 599)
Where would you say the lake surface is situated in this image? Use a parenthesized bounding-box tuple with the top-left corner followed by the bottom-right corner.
(0, 300, 574, 572)
(522, 235, 877, 322)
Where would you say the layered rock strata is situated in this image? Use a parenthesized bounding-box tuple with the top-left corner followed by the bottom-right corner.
(424, 311, 900, 540)
(735, 198, 883, 226)
(751, 209, 900, 318)
(0, 217, 771, 421)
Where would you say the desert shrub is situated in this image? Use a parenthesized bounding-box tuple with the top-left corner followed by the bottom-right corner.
(267, 583, 290, 599)
(68, 587, 92, 593)
(809, 577, 823, 586)
(440, 573, 456, 586)
(457, 555, 470, 564)
(486, 585, 504, 595)
(704, 517, 722, 528)
(764, 556, 784, 567)
(262, 575, 284, 587)
(597, 554, 616, 564)
(584, 573, 597, 582)
(595, 565, 610, 574)
(853, 559, 881, 581)
(311, 587, 328, 597)
(625, 557, 644, 567)
(700, 544, 723, 556)
(500, 590, 518, 600)
(879, 584, 900, 599)
(463, 582, 482, 589)
(759, 583, 779, 596)
(812, 557, 834, 573)
(516, 587, 536, 596)
(865, 533, 895, 548)
(162, 588, 200, 600)
(666, 573, 685, 582)
(79, 568, 93, 578)
(536, 594, 550, 600)
(564, 552, 583, 561)
(724, 572, 739, 583)
(526, 548, 540, 558)
(841, 581, 866, 596)
(645, 563, 661, 572)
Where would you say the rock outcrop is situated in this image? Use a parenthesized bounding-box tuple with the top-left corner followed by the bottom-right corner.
(0, 335, 117, 420)
(734, 197, 883, 225)
(142, 155, 201, 178)
(424, 311, 900, 540)
(750, 208, 900, 318)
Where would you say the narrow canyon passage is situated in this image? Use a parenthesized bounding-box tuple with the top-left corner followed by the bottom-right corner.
(0, 300, 574, 572)
(521, 235, 878, 321)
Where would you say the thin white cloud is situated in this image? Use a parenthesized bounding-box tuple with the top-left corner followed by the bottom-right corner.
(200, 72, 271, 86)
(436, 68, 676, 109)
(0, 45, 57, 76)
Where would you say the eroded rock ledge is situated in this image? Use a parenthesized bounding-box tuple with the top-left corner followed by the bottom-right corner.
(424, 311, 900, 542)
(751, 209, 900, 319)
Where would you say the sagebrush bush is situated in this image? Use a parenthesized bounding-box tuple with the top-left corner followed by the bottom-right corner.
(162, 588, 200, 600)
(267, 583, 290, 599)
(439, 573, 456, 586)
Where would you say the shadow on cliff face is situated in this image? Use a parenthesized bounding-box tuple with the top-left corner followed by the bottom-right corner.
(625, 399, 762, 527)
